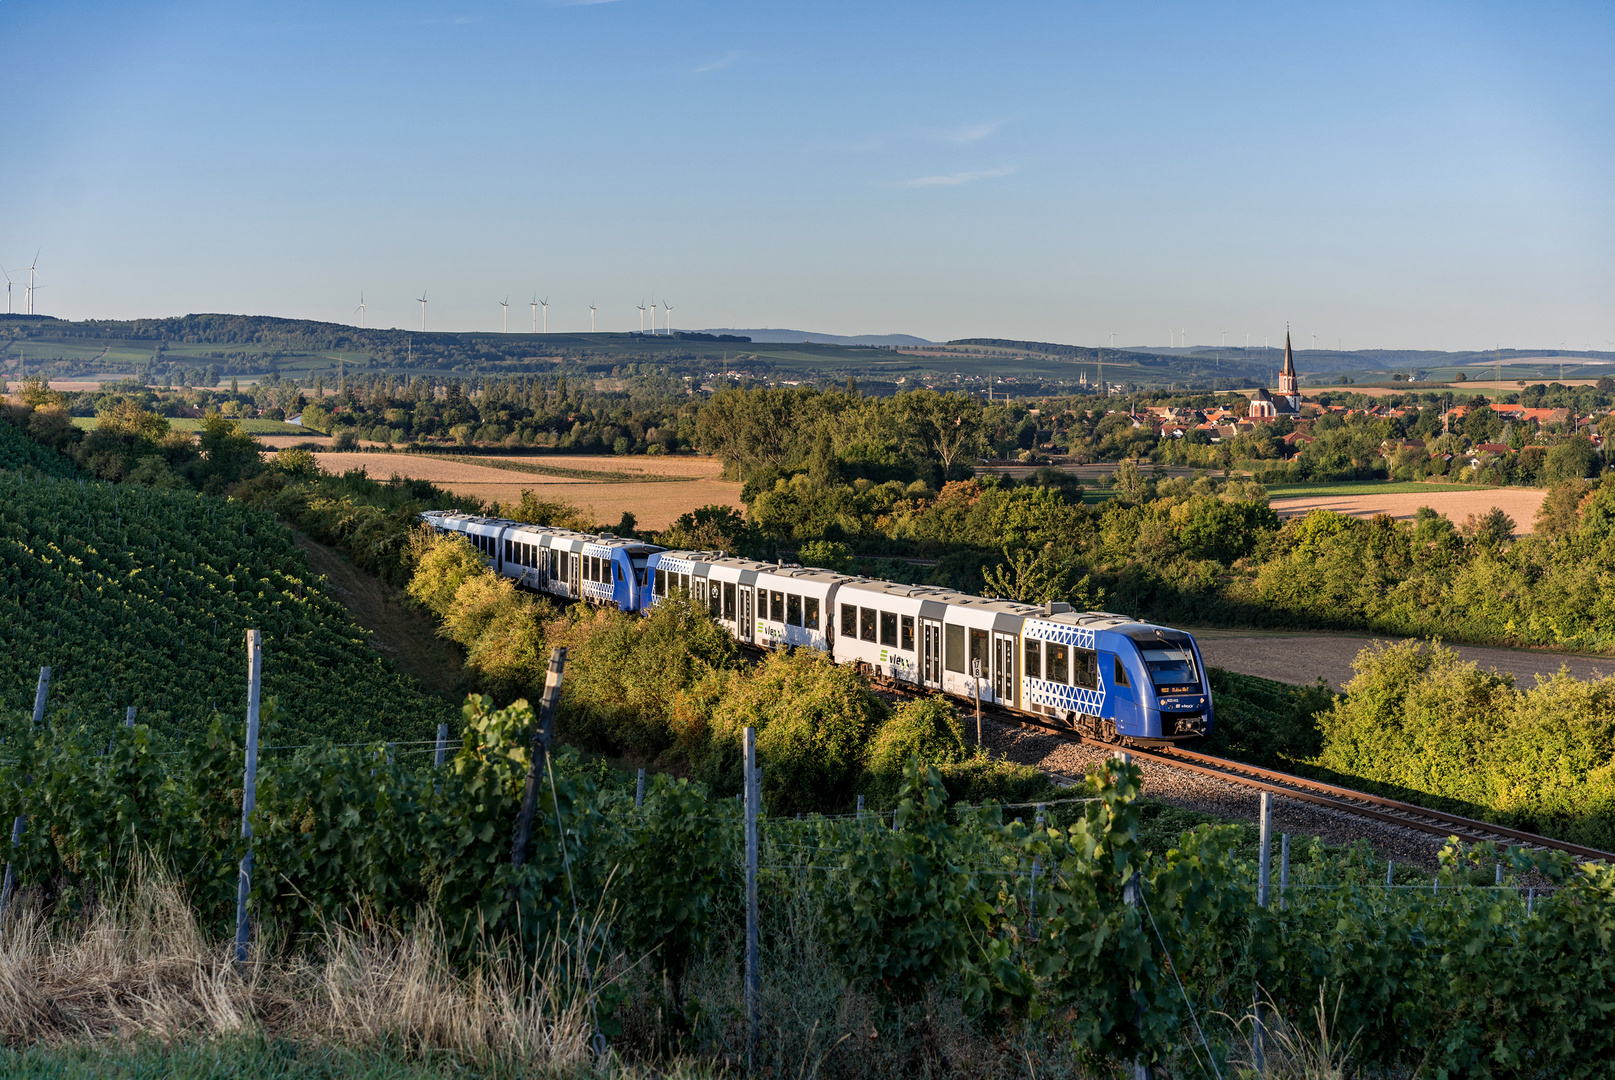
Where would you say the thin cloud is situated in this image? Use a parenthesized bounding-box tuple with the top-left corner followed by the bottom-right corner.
(888, 165, 1016, 189)
(945, 120, 1004, 143)
(694, 51, 741, 74)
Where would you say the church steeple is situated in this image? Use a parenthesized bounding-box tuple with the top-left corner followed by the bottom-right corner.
(1278, 324, 1298, 399)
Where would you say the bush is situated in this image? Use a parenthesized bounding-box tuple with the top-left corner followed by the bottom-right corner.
(550, 597, 741, 758)
(865, 695, 966, 776)
(1314, 639, 1615, 848)
(696, 650, 885, 816)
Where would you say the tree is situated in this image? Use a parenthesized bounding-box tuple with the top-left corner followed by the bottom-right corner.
(1544, 436, 1596, 483)
(1462, 506, 1516, 547)
(898, 390, 984, 478)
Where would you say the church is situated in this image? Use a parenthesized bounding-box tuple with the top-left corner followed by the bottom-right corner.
(1248, 329, 1302, 419)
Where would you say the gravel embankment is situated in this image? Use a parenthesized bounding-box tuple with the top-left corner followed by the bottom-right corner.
(975, 715, 1451, 868)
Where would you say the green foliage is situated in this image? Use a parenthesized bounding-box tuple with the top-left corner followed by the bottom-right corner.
(699, 650, 885, 817)
(1314, 639, 1615, 848)
(0, 415, 82, 477)
(552, 595, 742, 758)
(865, 694, 967, 776)
(605, 772, 737, 1021)
(1203, 667, 1334, 768)
(0, 473, 448, 746)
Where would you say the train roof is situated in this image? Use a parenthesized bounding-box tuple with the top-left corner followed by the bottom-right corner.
(417, 512, 661, 551)
(656, 551, 853, 586)
(836, 577, 1042, 617)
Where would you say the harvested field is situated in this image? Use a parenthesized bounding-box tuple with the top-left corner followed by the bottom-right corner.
(1270, 486, 1546, 532)
(1193, 628, 1613, 690)
(286, 450, 743, 530)
(464, 452, 725, 479)
(443, 480, 744, 529)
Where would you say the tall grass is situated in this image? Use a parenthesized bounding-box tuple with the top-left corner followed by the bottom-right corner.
(0, 863, 600, 1075)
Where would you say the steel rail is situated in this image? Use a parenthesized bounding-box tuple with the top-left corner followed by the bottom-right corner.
(876, 677, 1613, 863)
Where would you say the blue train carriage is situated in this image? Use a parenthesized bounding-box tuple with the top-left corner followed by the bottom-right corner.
(1021, 609, 1213, 743)
(576, 534, 661, 610)
(644, 551, 846, 652)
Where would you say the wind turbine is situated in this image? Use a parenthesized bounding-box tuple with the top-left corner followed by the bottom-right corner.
(649, 298, 657, 335)
(1, 266, 12, 315)
(499, 296, 509, 333)
(531, 295, 539, 332)
(663, 300, 673, 334)
(540, 297, 549, 332)
(26, 250, 40, 315)
(417, 291, 428, 332)
(355, 292, 366, 327)
(589, 302, 596, 333)
(637, 300, 647, 333)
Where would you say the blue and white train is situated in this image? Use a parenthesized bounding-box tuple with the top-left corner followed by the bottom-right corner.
(419, 510, 1213, 744)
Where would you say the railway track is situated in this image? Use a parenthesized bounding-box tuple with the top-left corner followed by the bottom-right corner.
(878, 678, 1614, 864)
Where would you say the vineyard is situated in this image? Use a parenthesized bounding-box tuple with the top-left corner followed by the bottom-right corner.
(0, 471, 450, 745)
(0, 422, 80, 480)
(1, 683, 1612, 1077)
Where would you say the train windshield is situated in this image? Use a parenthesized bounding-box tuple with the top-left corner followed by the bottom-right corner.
(1138, 645, 1199, 693)
(630, 556, 649, 587)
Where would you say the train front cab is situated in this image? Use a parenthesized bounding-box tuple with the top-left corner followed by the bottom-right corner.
(1100, 626, 1213, 742)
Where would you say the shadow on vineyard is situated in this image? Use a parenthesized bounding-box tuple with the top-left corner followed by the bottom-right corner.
(1, 703, 1612, 1078)
(0, 471, 451, 746)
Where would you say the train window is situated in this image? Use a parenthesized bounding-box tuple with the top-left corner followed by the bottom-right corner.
(859, 607, 877, 642)
(1047, 643, 1069, 684)
(614, 561, 624, 583)
(725, 582, 737, 620)
(680, 573, 691, 595)
(900, 615, 914, 651)
(879, 611, 897, 647)
(1073, 648, 1098, 688)
(805, 597, 820, 631)
(770, 591, 785, 622)
(970, 629, 988, 675)
(710, 585, 722, 618)
(944, 625, 965, 673)
(653, 569, 664, 597)
(841, 604, 857, 638)
(786, 594, 802, 626)
(1112, 656, 1131, 688)
(1024, 639, 1042, 680)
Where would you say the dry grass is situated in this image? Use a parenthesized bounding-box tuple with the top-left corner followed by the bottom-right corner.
(0, 867, 601, 1073)
(1270, 487, 1547, 533)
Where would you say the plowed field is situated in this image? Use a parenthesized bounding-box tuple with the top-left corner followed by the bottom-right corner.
(1270, 487, 1547, 533)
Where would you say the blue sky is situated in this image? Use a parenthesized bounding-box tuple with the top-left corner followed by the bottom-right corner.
(2, 1, 1611, 349)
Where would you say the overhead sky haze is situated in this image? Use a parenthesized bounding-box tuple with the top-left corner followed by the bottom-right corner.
(3, 1, 1612, 351)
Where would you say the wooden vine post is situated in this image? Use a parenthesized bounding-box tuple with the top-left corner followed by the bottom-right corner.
(234, 630, 262, 965)
(511, 648, 568, 868)
(0, 666, 49, 916)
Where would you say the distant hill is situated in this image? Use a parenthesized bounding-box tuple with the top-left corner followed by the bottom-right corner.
(702, 328, 933, 347)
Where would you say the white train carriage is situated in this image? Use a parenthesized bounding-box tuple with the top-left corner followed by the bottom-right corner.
(830, 581, 1045, 707)
(419, 511, 513, 566)
(646, 552, 847, 653)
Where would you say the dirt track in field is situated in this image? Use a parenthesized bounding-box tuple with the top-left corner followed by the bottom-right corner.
(1192, 628, 1614, 690)
(1270, 487, 1547, 532)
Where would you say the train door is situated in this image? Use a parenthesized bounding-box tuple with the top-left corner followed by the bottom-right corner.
(993, 633, 1017, 707)
(570, 551, 582, 597)
(920, 619, 942, 688)
(738, 587, 753, 643)
(1107, 652, 1140, 737)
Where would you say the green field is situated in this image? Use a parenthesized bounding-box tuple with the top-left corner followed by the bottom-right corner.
(1265, 480, 1491, 498)
(69, 415, 308, 435)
